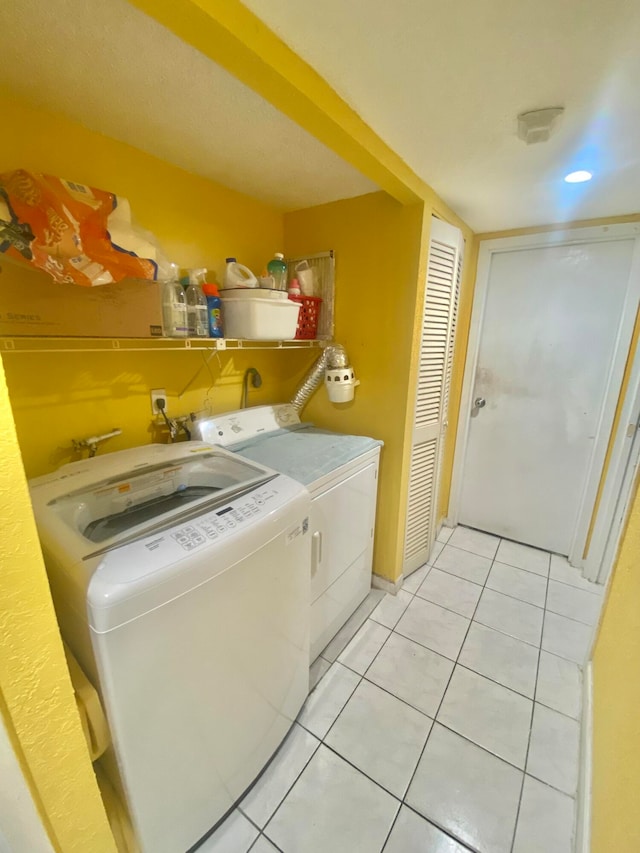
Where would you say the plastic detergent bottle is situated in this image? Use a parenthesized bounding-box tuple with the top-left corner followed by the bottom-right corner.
(162, 263, 188, 338)
(267, 253, 287, 291)
(203, 283, 224, 338)
(185, 268, 209, 337)
(223, 257, 258, 289)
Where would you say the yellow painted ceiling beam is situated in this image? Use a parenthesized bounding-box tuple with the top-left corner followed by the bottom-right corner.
(127, 0, 470, 233)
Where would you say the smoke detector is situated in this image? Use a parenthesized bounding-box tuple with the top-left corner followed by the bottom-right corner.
(517, 107, 564, 144)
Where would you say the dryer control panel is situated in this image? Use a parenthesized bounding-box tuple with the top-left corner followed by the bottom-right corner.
(195, 405, 301, 447)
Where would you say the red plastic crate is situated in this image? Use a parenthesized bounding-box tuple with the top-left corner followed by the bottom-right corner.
(289, 295, 322, 339)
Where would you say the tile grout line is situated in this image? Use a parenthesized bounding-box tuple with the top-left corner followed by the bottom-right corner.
(341, 624, 540, 708)
(398, 802, 478, 852)
(442, 537, 602, 595)
(342, 623, 570, 776)
(343, 552, 583, 723)
(241, 729, 322, 843)
(258, 535, 576, 853)
(538, 604, 601, 628)
(508, 550, 551, 853)
(393, 539, 503, 849)
(248, 831, 285, 853)
(371, 605, 434, 853)
(425, 573, 545, 613)
(360, 576, 584, 784)
(318, 545, 484, 852)
(433, 553, 599, 624)
(259, 654, 370, 847)
(401, 580, 545, 652)
(337, 537, 580, 848)
(308, 624, 407, 851)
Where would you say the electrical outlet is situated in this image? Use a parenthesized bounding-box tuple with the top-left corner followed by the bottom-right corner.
(151, 389, 167, 415)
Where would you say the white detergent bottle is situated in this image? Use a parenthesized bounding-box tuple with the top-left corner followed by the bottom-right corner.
(162, 263, 188, 337)
(223, 257, 258, 289)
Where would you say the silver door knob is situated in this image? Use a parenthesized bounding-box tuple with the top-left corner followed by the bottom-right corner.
(474, 397, 486, 409)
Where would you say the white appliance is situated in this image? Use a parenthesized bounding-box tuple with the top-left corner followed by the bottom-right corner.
(195, 405, 382, 660)
(29, 442, 311, 853)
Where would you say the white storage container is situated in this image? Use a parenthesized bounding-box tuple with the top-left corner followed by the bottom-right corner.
(220, 289, 300, 340)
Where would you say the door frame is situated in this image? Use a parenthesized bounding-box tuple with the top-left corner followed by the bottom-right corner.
(448, 222, 640, 566)
(585, 349, 640, 584)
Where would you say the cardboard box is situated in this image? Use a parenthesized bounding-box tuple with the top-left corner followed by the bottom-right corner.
(0, 256, 163, 337)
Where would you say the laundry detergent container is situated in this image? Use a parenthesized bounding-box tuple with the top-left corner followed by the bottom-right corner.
(220, 289, 301, 340)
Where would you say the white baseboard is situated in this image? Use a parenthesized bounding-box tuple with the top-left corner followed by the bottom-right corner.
(372, 573, 404, 595)
(576, 661, 593, 853)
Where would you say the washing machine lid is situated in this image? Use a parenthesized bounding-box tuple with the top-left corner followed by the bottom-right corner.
(30, 442, 274, 554)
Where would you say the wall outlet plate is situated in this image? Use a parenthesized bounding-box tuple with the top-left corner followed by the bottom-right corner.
(151, 389, 167, 415)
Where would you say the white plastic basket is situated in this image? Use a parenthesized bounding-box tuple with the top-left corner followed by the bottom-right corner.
(220, 290, 300, 340)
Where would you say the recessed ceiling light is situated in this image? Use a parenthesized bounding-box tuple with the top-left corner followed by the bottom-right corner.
(564, 170, 593, 183)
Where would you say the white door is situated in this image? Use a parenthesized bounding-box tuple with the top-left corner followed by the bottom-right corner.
(456, 228, 640, 556)
(403, 217, 464, 575)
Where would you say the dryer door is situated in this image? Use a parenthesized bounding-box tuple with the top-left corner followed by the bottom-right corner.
(310, 461, 378, 658)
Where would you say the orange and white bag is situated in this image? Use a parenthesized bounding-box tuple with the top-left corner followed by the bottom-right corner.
(0, 169, 170, 286)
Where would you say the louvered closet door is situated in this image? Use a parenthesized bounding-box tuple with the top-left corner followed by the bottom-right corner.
(403, 217, 464, 576)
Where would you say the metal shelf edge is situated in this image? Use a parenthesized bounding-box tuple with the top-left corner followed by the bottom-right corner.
(0, 337, 328, 354)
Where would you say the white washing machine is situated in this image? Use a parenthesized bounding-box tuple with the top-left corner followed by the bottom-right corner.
(195, 405, 382, 661)
(29, 442, 311, 853)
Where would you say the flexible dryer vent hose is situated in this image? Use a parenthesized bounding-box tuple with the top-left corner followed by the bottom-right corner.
(290, 344, 349, 413)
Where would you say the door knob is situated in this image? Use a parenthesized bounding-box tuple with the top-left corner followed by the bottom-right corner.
(474, 397, 486, 409)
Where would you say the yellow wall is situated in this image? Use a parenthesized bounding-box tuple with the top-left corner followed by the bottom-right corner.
(3, 346, 311, 479)
(591, 477, 640, 851)
(285, 192, 427, 583)
(0, 356, 116, 852)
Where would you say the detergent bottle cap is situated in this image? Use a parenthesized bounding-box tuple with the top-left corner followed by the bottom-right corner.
(203, 283, 220, 297)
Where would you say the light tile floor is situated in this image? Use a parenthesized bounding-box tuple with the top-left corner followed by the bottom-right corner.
(200, 527, 604, 853)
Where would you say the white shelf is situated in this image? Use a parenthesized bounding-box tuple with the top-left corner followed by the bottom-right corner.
(0, 336, 327, 354)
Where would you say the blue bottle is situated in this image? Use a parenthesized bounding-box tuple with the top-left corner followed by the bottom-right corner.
(202, 283, 223, 338)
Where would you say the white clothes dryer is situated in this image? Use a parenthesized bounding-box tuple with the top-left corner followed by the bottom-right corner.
(194, 405, 382, 661)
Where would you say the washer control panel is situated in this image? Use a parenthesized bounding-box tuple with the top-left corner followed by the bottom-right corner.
(167, 487, 277, 551)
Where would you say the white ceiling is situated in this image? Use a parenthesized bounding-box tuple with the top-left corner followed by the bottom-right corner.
(0, 0, 377, 211)
(1, 1, 638, 231)
(243, 0, 640, 231)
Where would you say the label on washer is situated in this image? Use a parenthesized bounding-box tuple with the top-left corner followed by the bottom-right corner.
(287, 516, 308, 545)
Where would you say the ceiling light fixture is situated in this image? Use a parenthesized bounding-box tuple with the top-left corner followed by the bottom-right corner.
(564, 170, 593, 183)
